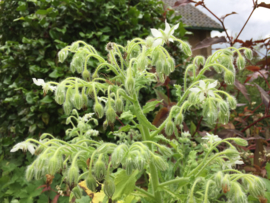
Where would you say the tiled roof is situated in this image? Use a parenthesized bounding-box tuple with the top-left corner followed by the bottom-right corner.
(162, 0, 224, 31)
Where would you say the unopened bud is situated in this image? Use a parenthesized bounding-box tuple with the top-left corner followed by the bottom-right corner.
(165, 119, 174, 136)
(125, 76, 135, 94)
(224, 148, 239, 159)
(82, 94, 88, 107)
(104, 177, 115, 198)
(155, 60, 164, 73)
(223, 49, 233, 56)
(25, 165, 35, 182)
(158, 145, 172, 157)
(233, 138, 248, 146)
(55, 84, 66, 105)
(196, 56, 205, 66)
(167, 57, 175, 72)
(227, 96, 237, 110)
(58, 49, 68, 63)
(94, 160, 106, 181)
(181, 41, 192, 56)
(214, 171, 223, 188)
(151, 49, 159, 65)
(115, 98, 124, 114)
(106, 107, 116, 125)
(145, 36, 154, 48)
(48, 156, 61, 175)
(82, 69, 91, 81)
(86, 175, 96, 192)
(72, 186, 82, 199)
(67, 166, 79, 185)
(244, 49, 253, 60)
(70, 42, 79, 52)
(152, 155, 167, 171)
(111, 144, 128, 167)
(213, 65, 223, 74)
(63, 100, 72, 115)
(94, 102, 104, 118)
(175, 113, 184, 126)
(218, 111, 229, 125)
(219, 100, 229, 114)
(224, 70, 235, 85)
(188, 92, 197, 104)
(236, 55, 245, 70)
(73, 92, 83, 110)
(163, 60, 171, 76)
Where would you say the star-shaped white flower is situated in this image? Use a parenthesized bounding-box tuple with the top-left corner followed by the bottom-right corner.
(189, 80, 218, 101)
(202, 133, 222, 143)
(10, 141, 36, 155)
(151, 20, 179, 47)
(33, 78, 56, 93)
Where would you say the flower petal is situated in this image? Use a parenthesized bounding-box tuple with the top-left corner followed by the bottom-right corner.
(170, 23, 179, 35)
(208, 80, 218, 89)
(168, 37, 174, 42)
(151, 29, 163, 38)
(152, 39, 163, 47)
(199, 93, 205, 101)
(33, 78, 45, 86)
(208, 90, 215, 98)
(199, 80, 206, 89)
(164, 20, 171, 34)
(27, 144, 36, 155)
(189, 88, 200, 93)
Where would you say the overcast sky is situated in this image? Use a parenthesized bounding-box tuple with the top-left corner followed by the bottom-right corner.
(195, 0, 270, 50)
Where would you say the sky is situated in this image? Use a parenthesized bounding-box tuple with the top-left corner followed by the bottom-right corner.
(195, 0, 270, 51)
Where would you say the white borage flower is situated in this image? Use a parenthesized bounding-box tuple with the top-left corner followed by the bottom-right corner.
(33, 78, 56, 93)
(82, 113, 95, 122)
(10, 141, 36, 155)
(150, 20, 179, 47)
(189, 80, 218, 101)
(202, 132, 222, 143)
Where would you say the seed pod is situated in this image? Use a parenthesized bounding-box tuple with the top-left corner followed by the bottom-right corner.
(125, 76, 135, 94)
(94, 102, 104, 118)
(67, 166, 79, 185)
(175, 113, 184, 126)
(224, 70, 235, 85)
(82, 69, 91, 81)
(58, 49, 68, 63)
(63, 100, 72, 115)
(244, 49, 253, 60)
(94, 160, 106, 181)
(55, 84, 66, 105)
(181, 41, 192, 56)
(86, 175, 96, 192)
(227, 96, 237, 110)
(104, 177, 115, 198)
(25, 165, 35, 182)
(236, 55, 245, 70)
(167, 57, 175, 72)
(151, 49, 159, 66)
(233, 138, 248, 146)
(165, 119, 174, 136)
(72, 186, 82, 199)
(106, 107, 116, 125)
(73, 92, 83, 110)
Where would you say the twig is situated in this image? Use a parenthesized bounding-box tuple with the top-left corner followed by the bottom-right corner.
(241, 115, 270, 132)
(258, 70, 270, 89)
(192, 116, 203, 137)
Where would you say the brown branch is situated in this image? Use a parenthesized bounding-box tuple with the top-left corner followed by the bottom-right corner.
(241, 115, 270, 132)
(192, 116, 203, 137)
(258, 70, 270, 89)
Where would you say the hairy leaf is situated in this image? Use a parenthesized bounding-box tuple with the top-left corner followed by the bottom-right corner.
(234, 79, 250, 102)
(255, 84, 270, 107)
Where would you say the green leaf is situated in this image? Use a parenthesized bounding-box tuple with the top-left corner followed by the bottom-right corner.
(75, 196, 91, 203)
(41, 112, 49, 125)
(49, 69, 63, 78)
(142, 100, 161, 114)
(119, 111, 133, 121)
(118, 125, 131, 132)
(266, 162, 270, 179)
(112, 169, 138, 200)
(36, 8, 53, 15)
(40, 95, 53, 103)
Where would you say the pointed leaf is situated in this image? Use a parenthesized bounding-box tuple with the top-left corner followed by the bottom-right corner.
(192, 37, 227, 50)
(255, 84, 270, 107)
(220, 12, 237, 21)
(112, 170, 139, 200)
(234, 79, 250, 102)
(245, 66, 261, 72)
(257, 2, 270, 9)
(143, 100, 162, 114)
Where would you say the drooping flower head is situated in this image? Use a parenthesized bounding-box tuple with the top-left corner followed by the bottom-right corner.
(189, 80, 218, 101)
(10, 141, 36, 155)
(33, 78, 56, 94)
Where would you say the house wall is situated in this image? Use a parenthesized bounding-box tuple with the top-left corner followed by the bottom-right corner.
(186, 29, 211, 57)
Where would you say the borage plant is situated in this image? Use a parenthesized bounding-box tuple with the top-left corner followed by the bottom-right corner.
(11, 21, 267, 203)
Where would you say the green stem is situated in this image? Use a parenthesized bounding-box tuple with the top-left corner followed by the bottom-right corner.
(203, 180, 214, 203)
(135, 187, 155, 200)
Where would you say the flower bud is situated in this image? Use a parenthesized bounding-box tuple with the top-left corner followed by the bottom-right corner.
(214, 171, 223, 188)
(36, 155, 47, 170)
(158, 72, 165, 83)
(25, 165, 35, 182)
(218, 111, 229, 125)
(58, 49, 68, 63)
(70, 60, 76, 73)
(233, 138, 248, 146)
(151, 49, 159, 66)
(104, 177, 115, 198)
(181, 41, 192, 56)
(73, 92, 83, 110)
(71, 52, 85, 74)
(222, 174, 231, 194)
(48, 156, 61, 175)
(165, 119, 174, 136)
(248, 178, 265, 197)
(86, 175, 96, 192)
(163, 60, 171, 76)
(70, 42, 79, 52)
(224, 70, 235, 85)
(103, 120, 108, 130)
(115, 98, 124, 114)
(196, 56, 205, 66)
(188, 92, 197, 104)
(213, 65, 223, 74)
(223, 49, 233, 56)
(55, 84, 66, 105)
(145, 36, 154, 47)
(207, 111, 217, 125)
(67, 166, 79, 185)
(230, 182, 247, 203)
(137, 56, 147, 71)
(155, 60, 164, 73)
(111, 144, 128, 167)
(219, 100, 229, 114)
(227, 63, 235, 74)
(134, 156, 145, 171)
(236, 55, 245, 70)
(82, 94, 88, 107)
(227, 96, 237, 110)
(94, 160, 106, 181)
(72, 186, 82, 199)
(224, 148, 239, 159)
(35, 168, 45, 180)
(125, 157, 134, 175)
(63, 100, 73, 115)
(125, 76, 135, 94)
(106, 107, 116, 125)
(82, 69, 91, 81)
(158, 145, 172, 157)
(152, 155, 167, 171)
(244, 49, 253, 60)
(167, 57, 175, 72)
(175, 113, 184, 126)
(94, 102, 104, 118)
